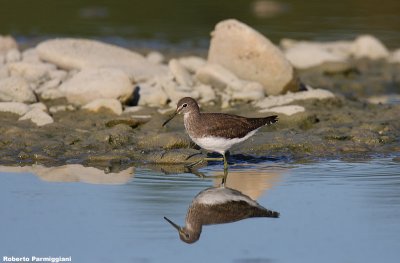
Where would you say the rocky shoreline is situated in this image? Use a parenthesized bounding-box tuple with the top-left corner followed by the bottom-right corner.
(1, 19, 399, 170)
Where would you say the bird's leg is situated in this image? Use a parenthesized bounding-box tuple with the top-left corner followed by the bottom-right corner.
(185, 157, 223, 168)
(220, 153, 229, 187)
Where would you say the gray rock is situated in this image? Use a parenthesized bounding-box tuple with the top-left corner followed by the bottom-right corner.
(0, 102, 30, 115)
(36, 38, 168, 81)
(18, 108, 54, 126)
(59, 68, 134, 106)
(208, 19, 297, 95)
(82, 98, 123, 115)
(0, 35, 18, 55)
(0, 76, 37, 103)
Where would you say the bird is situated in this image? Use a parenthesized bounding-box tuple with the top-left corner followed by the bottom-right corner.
(162, 97, 278, 171)
(164, 186, 279, 244)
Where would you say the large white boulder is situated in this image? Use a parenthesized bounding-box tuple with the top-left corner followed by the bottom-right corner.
(208, 19, 298, 95)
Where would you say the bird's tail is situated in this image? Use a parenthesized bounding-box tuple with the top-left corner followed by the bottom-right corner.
(253, 207, 280, 218)
(264, 115, 278, 125)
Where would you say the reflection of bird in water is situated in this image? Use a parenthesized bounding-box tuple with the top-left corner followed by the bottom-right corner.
(164, 187, 279, 244)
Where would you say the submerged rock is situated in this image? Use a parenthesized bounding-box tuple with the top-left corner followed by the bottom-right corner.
(208, 19, 298, 95)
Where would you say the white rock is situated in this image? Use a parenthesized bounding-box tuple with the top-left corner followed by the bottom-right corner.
(48, 69, 68, 80)
(0, 76, 37, 103)
(36, 38, 167, 81)
(146, 51, 164, 64)
(178, 56, 207, 73)
(350, 35, 389, 59)
(388, 49, 400, 63)
(22, 48, 41, 63)
(0, 36, 18, 55)
(123, 106, 143, 113)
(0, 65, 8, 78)
(230, 81, 265, 101)
(82, 98, 123, 115)
(259, 105, 305, 115)
(49, 105, 75, 114)
(194, 84, 216, 103)
(19, 108, 54, 126)
(196, 63, 242, 90)
(196, 63, 264, 101)
(168, 59, 194, 87)
(29, 102, 47, 111)
(40, 88, 65, 100)
(0, 102, 30, 115)
(0, 54, 4, 65)
(208, 19, 297, 95)
(5, 48, 21, 63)
(8, 61, 54, 82)
(284, 44, 347, 69)
(255, 88, 334, 109)
(36, 78, 61, 94)
(59, 68, 134, 106)
(138, 81, 169, 107)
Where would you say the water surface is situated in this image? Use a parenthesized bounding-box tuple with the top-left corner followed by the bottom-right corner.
(1, 0, 399, 48)
(1, 158, 399, 262)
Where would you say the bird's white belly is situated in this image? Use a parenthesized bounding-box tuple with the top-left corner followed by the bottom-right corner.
(190, 129, 258, 155)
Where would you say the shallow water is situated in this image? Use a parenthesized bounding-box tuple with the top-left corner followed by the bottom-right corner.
(1, 0, 400, 48)
(1, 158, 400, 263)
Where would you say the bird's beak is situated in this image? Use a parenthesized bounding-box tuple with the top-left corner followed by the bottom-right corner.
(163, 216, 181, 231)
(162, 111, 178, 127)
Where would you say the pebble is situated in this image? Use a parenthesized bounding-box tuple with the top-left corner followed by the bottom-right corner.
(36, 38, 167, 81)
(0, 76, 37, 103)
(40, 88, 65, 100)
(208, 19, 297, 95)
(59, 68, 134, 106)
(0, 102, 30, 115)
(18, 108, 54, 126)
(82, 98, 123, 115)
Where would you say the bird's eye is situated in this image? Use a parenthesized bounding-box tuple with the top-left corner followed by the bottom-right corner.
(182, 103, 188, 108)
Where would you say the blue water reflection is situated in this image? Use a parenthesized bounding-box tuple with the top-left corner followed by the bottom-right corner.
(0, 159, 399, 262)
